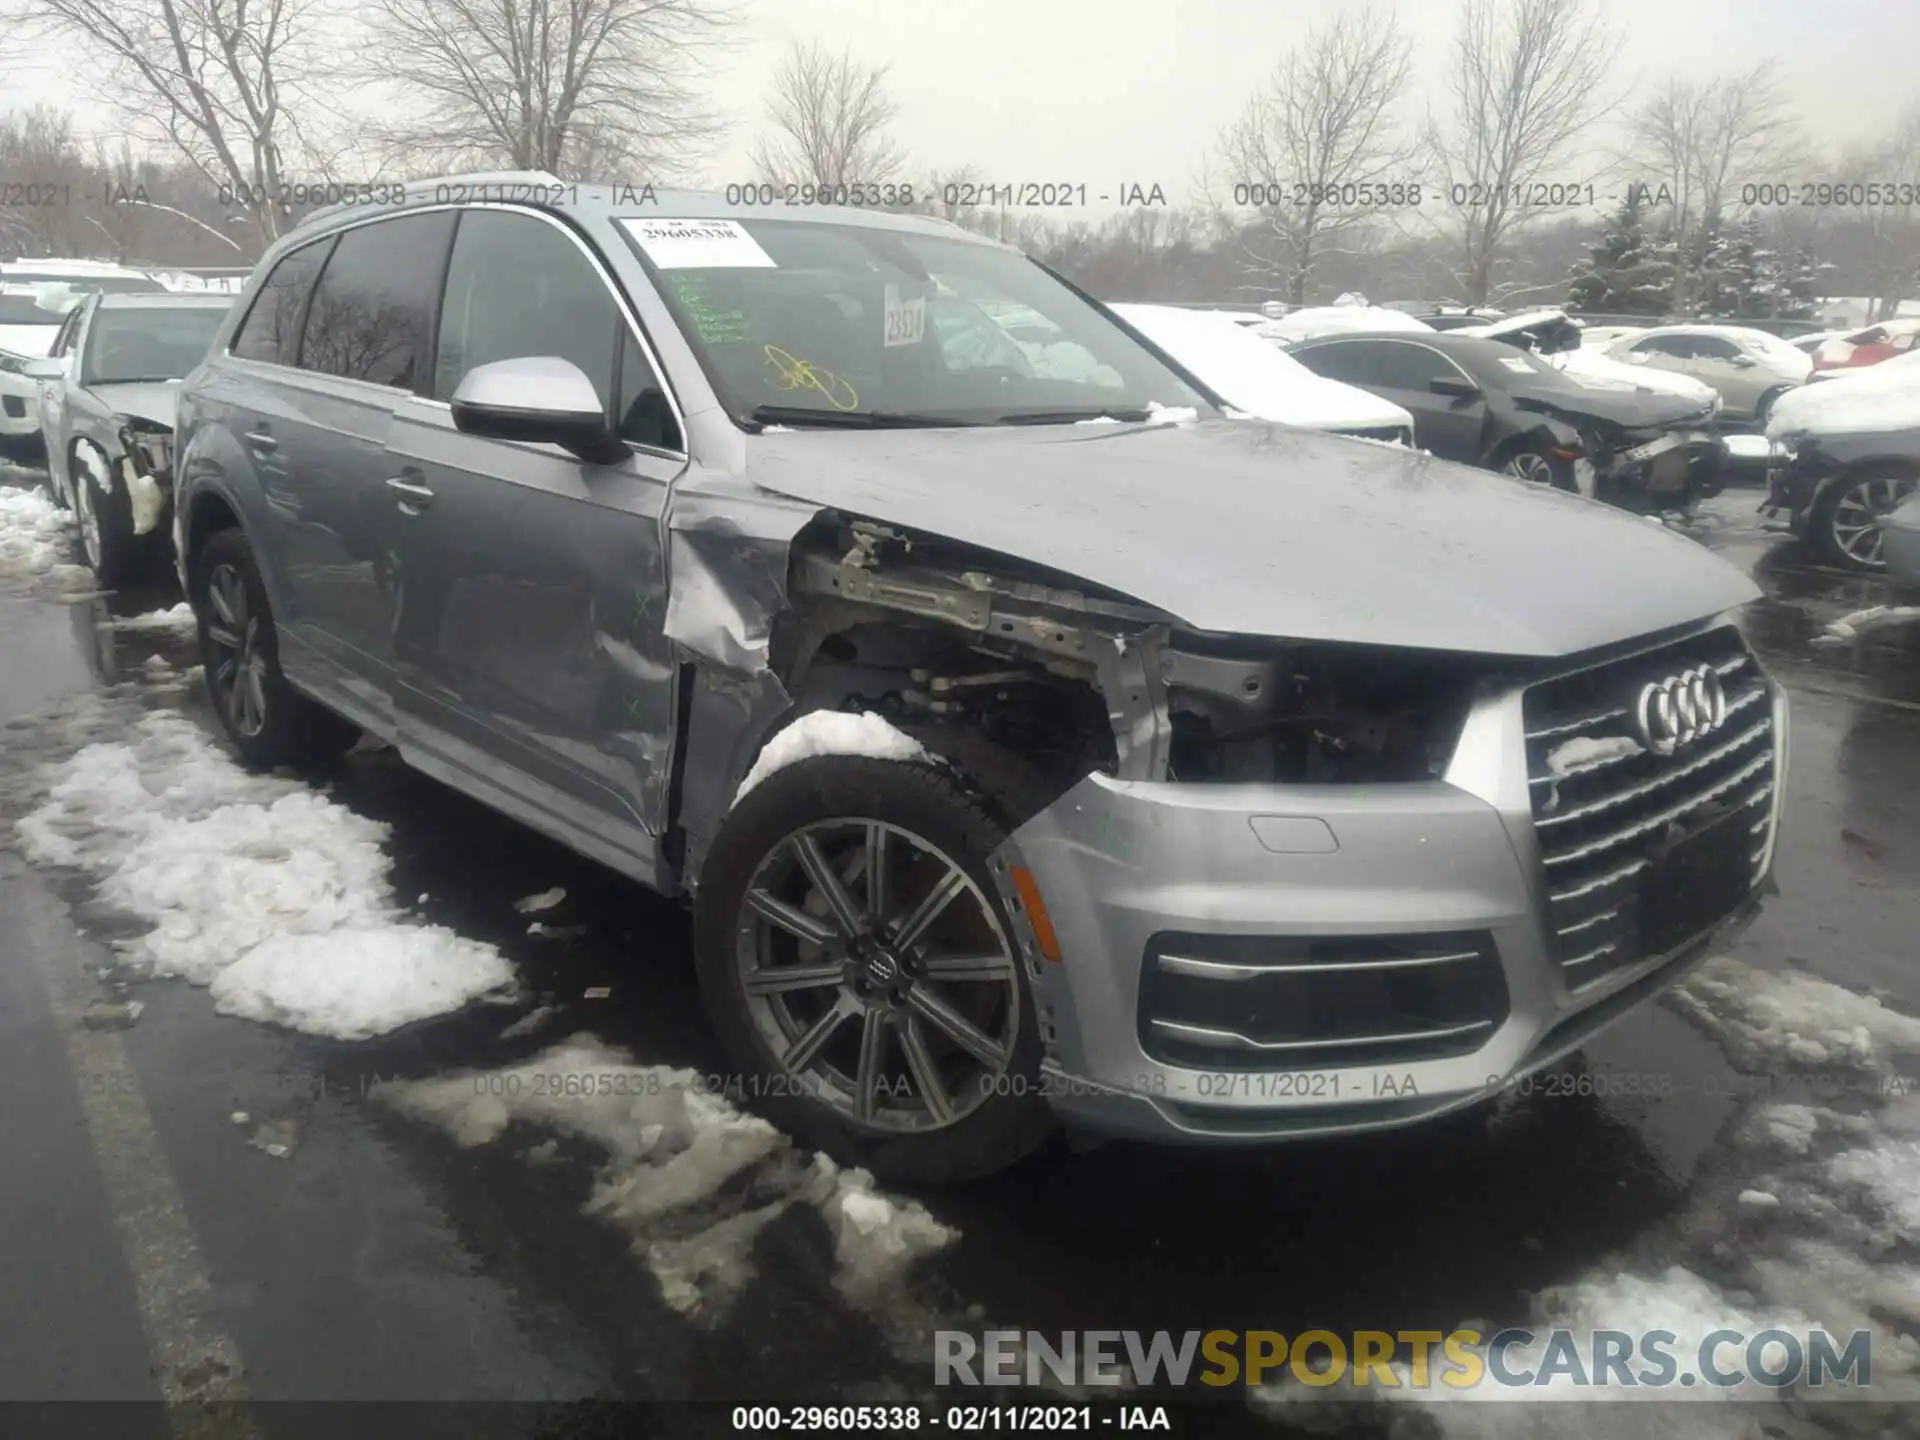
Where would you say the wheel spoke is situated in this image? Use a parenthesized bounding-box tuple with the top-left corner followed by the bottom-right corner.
(745, 887, 838, 948)
(211, 655, 238, 692)
(225, 668, 251, 729)
(206, 621, 241, 651)
(243, 665, 268, 730)
(888, 866, 967, 953)
(921, 950, 1016, 984)
(209, 573, 240, 629)
(853, 1008, 890, 1122)
(906, 985, 1008, 1070)
(743, 962, 844, 996)
(781, 993, 857, 1072)
(864, 823, 890, 922)
(900, 1014, 955, 1124)
(791, 832, 864, 939)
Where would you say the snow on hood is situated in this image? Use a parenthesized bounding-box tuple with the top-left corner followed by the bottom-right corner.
(1768, 365, 1920, 440)
(0, 323, 61, 359)
(1553, 346, 1721, 408)
(1253, 305, 1435, 344)
(1113, 303, 1414, 433)
(86, 379, 181, 430)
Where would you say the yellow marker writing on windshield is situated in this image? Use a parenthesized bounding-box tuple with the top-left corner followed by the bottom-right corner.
(763, 344, 860, 411)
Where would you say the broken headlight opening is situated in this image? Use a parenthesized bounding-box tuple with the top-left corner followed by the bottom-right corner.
(1161, 637, 1493, 784)
(117, 420, 175, 482)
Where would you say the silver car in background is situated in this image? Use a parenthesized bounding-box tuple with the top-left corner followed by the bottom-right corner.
(169, 175, 1787, 1182)
(28, 291, 233, 581)
(1602, 325, 1812, 423)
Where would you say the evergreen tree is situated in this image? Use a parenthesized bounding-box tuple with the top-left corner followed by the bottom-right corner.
(1705, 213, 1765, 317)
(1566, 194, 1669, 314)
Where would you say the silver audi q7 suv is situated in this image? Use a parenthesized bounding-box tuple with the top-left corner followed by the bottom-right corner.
(172, 175, 1787, 1182)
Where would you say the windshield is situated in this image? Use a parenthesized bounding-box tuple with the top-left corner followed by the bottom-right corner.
(0, 274, 167, 326)
(80, 306, 230, 384)
(617, 217, 1209, 426)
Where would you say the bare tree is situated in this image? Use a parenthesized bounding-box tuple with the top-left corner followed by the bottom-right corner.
(362, 0, 733, 180)
(750, 40, 906, 190)
(1217, 6, 1414, 304)
(1425, 0, 1622, 304)
(1838, 105, 1920, 322)
(13, 0, 332, 241)
(1629, 62, 1802, 309)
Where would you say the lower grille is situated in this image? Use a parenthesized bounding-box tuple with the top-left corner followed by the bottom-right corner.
(1525, 624, 1776, 986)
(1137, 931, 1509, 1072)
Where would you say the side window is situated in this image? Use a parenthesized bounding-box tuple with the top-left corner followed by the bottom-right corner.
(1370, 343, 1460, 391)
(1293, 342, 1375, 386)
(1689, 336, 1739, 360)
(231, 238, 333, 365)
(435, 209, 680, 449)
(299, 212, 455, 388)
(49, 308, 82, 357)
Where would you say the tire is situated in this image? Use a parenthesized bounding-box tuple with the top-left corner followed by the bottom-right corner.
(190, 527, 361, 770)
(71, 440, 146, 584)
(1498, 444, 1575, 491)
(1807, 466, 1920, 572)
(693, 751, 1056, 1185)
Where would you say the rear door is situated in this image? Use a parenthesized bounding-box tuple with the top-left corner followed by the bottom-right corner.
(385, 207, 687, 882)
(259, 211, 456, 731)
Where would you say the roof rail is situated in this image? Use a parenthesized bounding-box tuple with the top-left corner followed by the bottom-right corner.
(298, 170, 567, 230)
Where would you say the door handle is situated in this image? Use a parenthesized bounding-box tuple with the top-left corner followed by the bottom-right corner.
(243, 430, 278, 453)
(386, 476, 435, 510)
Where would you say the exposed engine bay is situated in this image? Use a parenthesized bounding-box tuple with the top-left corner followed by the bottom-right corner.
(774, 517, 1504, 793)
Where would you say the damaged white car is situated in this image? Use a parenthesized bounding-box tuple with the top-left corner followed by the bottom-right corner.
(27, 291, 233, 581)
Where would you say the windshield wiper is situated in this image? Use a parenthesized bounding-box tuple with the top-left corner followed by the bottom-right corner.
(747, 404, 981, 430)
(994, 406, 1156, 425)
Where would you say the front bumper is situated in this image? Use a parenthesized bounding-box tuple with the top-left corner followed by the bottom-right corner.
(1597, 430, 1725, 500)
(988, 633, 1787, 1145)
(0, 372, 39, 436)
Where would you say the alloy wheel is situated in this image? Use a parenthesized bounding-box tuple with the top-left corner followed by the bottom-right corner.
(73, 448, 103, 570)
(1829, 474, 1919, 569)
(205, 563, 269, 738)
(734, 818, 1021, 1134)
(1505, 452, 1559, 486)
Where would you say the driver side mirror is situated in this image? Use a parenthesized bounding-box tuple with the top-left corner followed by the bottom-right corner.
(1729, 354, 1757, 368)
(23, 357, 64, 380)
(1429, 375, 1480, 400)
(450, 356, 626, 465)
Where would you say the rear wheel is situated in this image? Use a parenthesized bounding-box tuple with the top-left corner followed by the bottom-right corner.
(1808, 467, 1920, 571)
(192, 528, 360, 770)
(693, 752, 1055, 1184)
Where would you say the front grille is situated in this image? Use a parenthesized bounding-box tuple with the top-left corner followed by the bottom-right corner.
(1137, 931, 1509, 1072)
(1524, 625, 1776, 987)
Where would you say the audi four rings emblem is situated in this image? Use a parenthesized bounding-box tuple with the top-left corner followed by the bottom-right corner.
(1633, 666, 1728, 755)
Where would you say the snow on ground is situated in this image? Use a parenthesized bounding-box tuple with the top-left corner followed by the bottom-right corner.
(1252, 957, 1920, 1430)
(11, 709, 516, 1038)
(377, 1034, 957, 1325)
(109, 602, 197, 636)
(735, 709, 930, 802)
(0, 480, 96, 599)
(1814, 605, 1920, 644)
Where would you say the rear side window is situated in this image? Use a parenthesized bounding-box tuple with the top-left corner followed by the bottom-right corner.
(300, 212, 456, 389)
(1293, 341, 1377, 387)
(231, 239, 333, 365)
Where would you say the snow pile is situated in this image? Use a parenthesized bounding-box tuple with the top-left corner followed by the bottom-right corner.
(109, 602, 197, 636)
(1144, 402, 1199, 425)
(1254, 305, 1434, 345)
(378, 1034, 958, 1324)
(735, 709, 930, 802)
(1671, 954, 1920, 1074)
(0, 483, 95, 596)
(12, 709, 515, 1038)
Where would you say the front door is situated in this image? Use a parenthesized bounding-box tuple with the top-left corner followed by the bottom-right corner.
(1364, 340, 1488, 463)
(386, 208, 688, 883)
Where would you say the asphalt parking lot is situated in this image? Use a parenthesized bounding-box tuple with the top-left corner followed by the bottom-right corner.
(3, 464, 1919, 1439)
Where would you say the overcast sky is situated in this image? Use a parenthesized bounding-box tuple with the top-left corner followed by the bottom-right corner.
(4, 0, 1915, 207)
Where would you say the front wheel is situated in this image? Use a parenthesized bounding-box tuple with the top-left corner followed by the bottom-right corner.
(693, 753, 1056, 1184)
(1501, 446, 1575, 491)
(191, 528, 361, 769)
(1808, 467, 1919, 571)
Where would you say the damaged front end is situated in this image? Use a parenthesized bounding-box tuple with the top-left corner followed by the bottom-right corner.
(1565, 407, 1727, 511)
(114, 418, 177, 538)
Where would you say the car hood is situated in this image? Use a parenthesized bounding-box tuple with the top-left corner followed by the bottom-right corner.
(744, 419, 1758, 658)
(85, 380, 180, 429)
(1503, 371, 1709, 428)
(0, 324, 60, 359)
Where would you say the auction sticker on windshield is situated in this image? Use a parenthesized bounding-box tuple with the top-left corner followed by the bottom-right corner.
(883, 283, 925, 347)
(619, 218, 777, 269)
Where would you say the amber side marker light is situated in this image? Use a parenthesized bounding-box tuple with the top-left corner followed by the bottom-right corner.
(1008, 867, 1063, 963)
